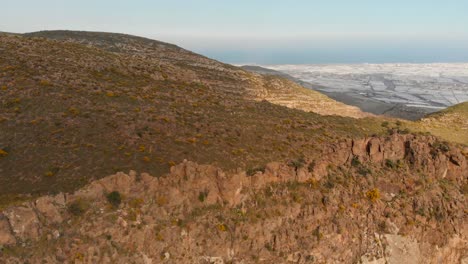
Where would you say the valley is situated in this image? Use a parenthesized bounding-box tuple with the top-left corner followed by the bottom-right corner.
(262, 63, 468, 120)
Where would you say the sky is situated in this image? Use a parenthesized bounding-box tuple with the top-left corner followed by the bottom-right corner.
(2, 0, 468, 64)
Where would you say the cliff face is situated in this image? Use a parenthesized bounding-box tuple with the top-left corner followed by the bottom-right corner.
(1, 134, 466, 263)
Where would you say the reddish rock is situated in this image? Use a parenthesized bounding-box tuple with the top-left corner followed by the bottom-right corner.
(3, 205, 41, 241)
(0, 215, 16, 246)
(367, 138, 384, 163)
(35, 194, 64, 224)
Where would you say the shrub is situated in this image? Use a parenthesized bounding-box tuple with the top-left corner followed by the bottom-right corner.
(39, 79, 51, 86)
(246, 166, 265, 176)
(217, 224, 227, 232)
(381, 121, 389, 128)
(366, 188, 381, 202)
(313, 227, 323, 242)
(106, 191, 122, 208)
(385, 159, 397, 169)
(357, 166, 371, 177)
(68, 107, 80, 116)
(398, 128, 410, 134)
(462, 183, 468, 195)
(351, 156, 361, 167)
(305, 178, 318, 188)
(288, 157, 305, 170)
(156, 196, 167, 206)
(198, 190, 209, 202)
(44, 167, 60, 177)
(433, 141, 450, 152)
(307, 161, 316, 172)
(68, 199, 89, 216)
(129, 198, 144, 208)
(0, 149, 8, 157)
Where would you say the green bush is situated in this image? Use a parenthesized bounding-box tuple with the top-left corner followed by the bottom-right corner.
(398, 128, 410, 134)
(351, 156, 361, 167)
(198, 190, 209, 202)
(288, 157, 305, 169)
(246, 166, 265, 176)
(307, 161, 316, 172)
(357, 166, 371, 176)
(433, 141, 450, 152)
(106, 191, 122, 208)
(68, 199, 89, 216)
(385, 159, 397, 169)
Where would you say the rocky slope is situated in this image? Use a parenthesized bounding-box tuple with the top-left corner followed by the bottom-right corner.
(0, 134, 466, 263)
(0, 32, 385, 199)
(23, 31, 368, 118)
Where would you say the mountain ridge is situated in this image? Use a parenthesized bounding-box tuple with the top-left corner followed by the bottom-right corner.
(0, 31, 382, 197)
(0, 30, 466, 263)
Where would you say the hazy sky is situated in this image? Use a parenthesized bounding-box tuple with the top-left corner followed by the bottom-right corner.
(2, 0, 468, 64)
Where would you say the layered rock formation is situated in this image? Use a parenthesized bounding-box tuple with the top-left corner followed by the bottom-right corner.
(0, 134, 466, 263)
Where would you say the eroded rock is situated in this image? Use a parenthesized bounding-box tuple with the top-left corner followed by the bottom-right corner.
(0, 215, 16, 246)
(3, 205, 40, 241)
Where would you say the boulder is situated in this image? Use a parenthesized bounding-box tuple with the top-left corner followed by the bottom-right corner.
(35, 194, 64, 224)
(0, 215, 16, 246)
(98, 171, 136, 196)
(352, 139, 368, 159)
(3, 205, 41, 241)
(367, 138, 384, 163)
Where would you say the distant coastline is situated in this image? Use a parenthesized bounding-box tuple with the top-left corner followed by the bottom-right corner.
(243, 63, 468, 120)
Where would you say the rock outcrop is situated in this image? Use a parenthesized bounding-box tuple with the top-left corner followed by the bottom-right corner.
(0, 134, 466, 263)
(318, 133, 467, 181)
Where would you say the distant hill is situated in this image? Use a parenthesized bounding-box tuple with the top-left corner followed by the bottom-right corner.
(242, 64, 323, 89)
(24, 30, 183, 51)
(241, 65, 298, 80)
(24, 31, 369, 118)
(418, 102, 468, 145)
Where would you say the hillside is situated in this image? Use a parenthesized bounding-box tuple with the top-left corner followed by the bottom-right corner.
(23, 31, 369, 118)
(390, 102, 468, 146)
(417, 102, 468, 145)
(0, 31, 467, 263)
(0, 32, 380, 198)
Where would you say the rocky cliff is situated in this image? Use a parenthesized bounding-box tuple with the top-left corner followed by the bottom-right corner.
(1, 134, 466, 263)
